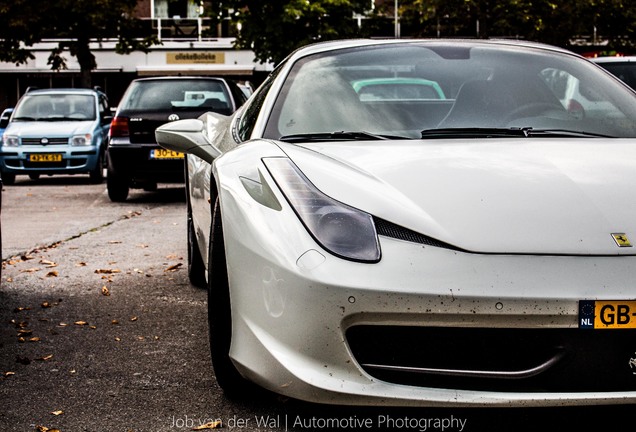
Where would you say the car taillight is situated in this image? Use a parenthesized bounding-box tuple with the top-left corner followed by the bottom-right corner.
(109, 116, 130, 137)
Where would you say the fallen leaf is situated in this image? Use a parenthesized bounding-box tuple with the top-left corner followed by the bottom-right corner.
(17, 329, 33, 336)
(58, 323, 68, 327)
(74, 321, 88, 326)
(51, 410, 64, 416)
(29, 337, 41, 342)
(108, 240, 122, 244)
(114, 337, 121, 342)
(76, 262, 87, 267)
(192, 420, 223, 430)
(4, 371, 15, 377)
(37, 354, 54, 361)
(46, 271, 59, 277)
(41, 302, 52, 308)
(164, 263, 183, 272)
(40, 259, 57, 267)
(130, 316, 138, 322)
(21, 268, 41, 273)
(95, 269, 121, 274)
(111, 320, 119, 325)
(21, 254, 34, 261)
(101, 286, 110, 296)
(35, 426, 61, 432)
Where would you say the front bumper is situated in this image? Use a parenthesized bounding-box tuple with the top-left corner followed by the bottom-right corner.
(0, 145, 99, 174)
(219, 178, 636, 407)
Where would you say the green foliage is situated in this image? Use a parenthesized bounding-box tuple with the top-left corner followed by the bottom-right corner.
(0, 0, 158, 87)
(212, 0, 636, 65)
(208, 0, 371, 65)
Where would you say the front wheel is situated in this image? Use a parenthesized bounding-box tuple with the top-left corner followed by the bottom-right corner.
(207, 198, 251, 394)
(1, 172, 15, 185)
(89, 153, 104, 184)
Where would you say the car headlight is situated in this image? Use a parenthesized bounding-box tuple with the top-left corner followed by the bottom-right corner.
(263, 157, 381, 263)
(3, 135, 19, 147)
(71, 134, 92, 146)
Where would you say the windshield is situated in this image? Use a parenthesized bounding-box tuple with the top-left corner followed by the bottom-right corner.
(264, 42, 636, 139)
(14, 94, 96, 121)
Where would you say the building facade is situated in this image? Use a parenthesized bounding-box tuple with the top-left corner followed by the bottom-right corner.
(0, 1, 270, 109)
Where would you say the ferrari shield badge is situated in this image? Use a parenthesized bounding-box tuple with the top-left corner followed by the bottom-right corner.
(611, 233, 632, 247)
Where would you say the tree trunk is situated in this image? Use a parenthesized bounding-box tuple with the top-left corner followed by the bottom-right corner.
(75, 36, 96, 88)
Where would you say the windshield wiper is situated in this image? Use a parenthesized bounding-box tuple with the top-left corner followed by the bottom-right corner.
(279, 131, 409, 143)
(524, 129, 614, 138)
(421, 127, 615, 139)
(12, 116, 36, 121)
(421, 127, 531, 139)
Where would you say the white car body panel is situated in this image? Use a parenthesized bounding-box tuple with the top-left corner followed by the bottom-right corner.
(282, 139, 636, 255)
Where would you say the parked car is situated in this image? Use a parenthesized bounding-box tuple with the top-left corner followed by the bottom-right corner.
(156, 39, 636, 407)
(352, 77, 446, 100)
(0, 88, 111, 184)
(592, 56, 636, 90)
(0, 108, 13, 140)
(106, 77, 247, 201)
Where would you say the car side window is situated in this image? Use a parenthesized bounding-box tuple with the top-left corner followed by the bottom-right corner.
(236, 77, 274, 142)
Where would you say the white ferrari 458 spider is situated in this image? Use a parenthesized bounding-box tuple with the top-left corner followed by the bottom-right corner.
(156, 39, 636, 407)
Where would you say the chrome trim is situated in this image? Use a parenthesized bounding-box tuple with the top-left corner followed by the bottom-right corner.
(363, 350, 565, 380)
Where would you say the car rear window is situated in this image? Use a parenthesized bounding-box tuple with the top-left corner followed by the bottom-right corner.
(119, 79, 233, 115)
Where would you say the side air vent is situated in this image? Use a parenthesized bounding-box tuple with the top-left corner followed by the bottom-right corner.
(373, 217, 460, 251)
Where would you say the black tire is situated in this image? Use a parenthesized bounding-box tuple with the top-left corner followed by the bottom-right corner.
(207, 198, 250, 394)
(89, 153, 104, 184)
(2, 172, 15, 185)
(187, 206, 206, 288)
(107, 168, 129, 202)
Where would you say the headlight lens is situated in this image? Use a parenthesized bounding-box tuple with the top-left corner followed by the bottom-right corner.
(264, 157, 381, 263)
(3, 135, 19, 147)
(71, 134, 92, 146)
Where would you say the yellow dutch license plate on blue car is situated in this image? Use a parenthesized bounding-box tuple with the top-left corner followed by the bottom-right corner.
(150, 149, 184, 160)
(579, 300, 636, 329)
(29, 153, 62, 162)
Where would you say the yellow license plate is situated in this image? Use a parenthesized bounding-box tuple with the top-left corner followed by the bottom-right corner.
(579, 300, 636, 329)
(150, 149, 184, 160)
(29, 154, 62, 162)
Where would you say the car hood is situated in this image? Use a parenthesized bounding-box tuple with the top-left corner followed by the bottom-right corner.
(6, 120, 95, 137)
(281, 139, 636, 255)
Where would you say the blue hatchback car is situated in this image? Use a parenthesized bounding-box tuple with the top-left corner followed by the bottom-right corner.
(0, 87, 112, 184)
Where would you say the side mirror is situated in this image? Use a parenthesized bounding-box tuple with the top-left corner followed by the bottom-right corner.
(155, 118, 221, 163)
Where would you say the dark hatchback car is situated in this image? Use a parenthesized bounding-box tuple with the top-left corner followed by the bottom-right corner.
(106, 77, 247, 201)
(592, 56, 636, 90)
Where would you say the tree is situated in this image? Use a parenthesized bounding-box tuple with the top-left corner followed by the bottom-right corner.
(0, 0, 158, 88)
(208, 0, 372, 65)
